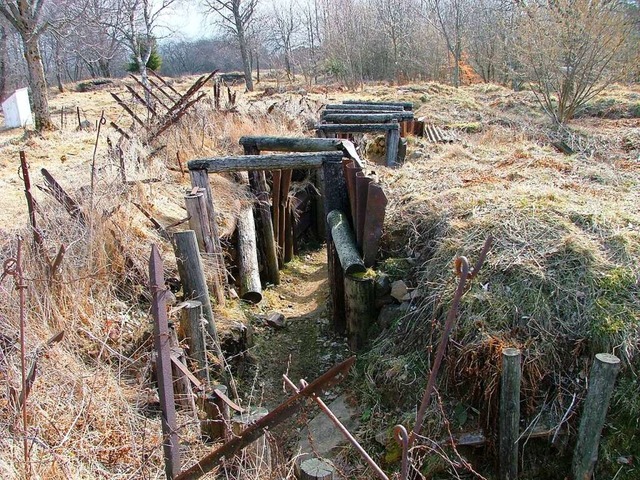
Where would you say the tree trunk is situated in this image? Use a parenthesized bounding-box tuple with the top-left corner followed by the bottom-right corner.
(234, 7, 254, 92)
(0, 25, 7, 102)
(22, 34, 53, 130)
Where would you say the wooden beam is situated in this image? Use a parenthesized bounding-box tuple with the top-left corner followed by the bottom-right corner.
(315, 123, 399, 134)
(187, 152, 343, 173)
(239, 136, 343, 153)
(321, 110, 414, 121)
(325, 103, 403, 111)
(343, 99, 413, 110)
(322, 113, 412, 124)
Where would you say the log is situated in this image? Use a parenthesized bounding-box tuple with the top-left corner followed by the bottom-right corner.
(185, 189, 215, 253)
(240, 136, 343, 152)
(343, 99, 413, 110)
(188, 152, 343, 173)
(315, 123, 400, 134)
(344, 274, 375, 351)
(322, 113, 413, 124)
(272, 170, 282, 264)
(327, 210, 366, 275)
(385, 124, 400, 166)
(325, 103, 403, 111)
(279, 169, 292, 265)
(284, 198, 294, 262)
(298, 458, 336, 480)
(321, 110, 414, 121)
(232, 407, 271, 475)
(201, 385, 231, 443)
(179, 300, 207, 379)
(237, 173, 263, 304)
(572, 353, 621, 480)
(500, 348, 521, 480)
(190, 170, 226, 306)
(173, 231, 223, 357)
(248, 170, 280, 285)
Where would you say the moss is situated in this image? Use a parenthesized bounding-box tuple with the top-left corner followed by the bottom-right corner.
(378, 257, 413, 281)
(448, 121, 483, 133)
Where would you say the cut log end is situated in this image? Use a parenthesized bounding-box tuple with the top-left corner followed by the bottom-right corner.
(241, 291, 263, 304)
(298, 458, 335, 480)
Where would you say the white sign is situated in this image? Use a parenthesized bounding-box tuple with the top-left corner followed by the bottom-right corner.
(2, 88, 34, 128)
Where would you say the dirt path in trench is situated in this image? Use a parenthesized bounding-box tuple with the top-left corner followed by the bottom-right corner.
(236, 246, 352, 451)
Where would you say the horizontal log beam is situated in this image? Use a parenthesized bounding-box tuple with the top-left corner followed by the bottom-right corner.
(322, 110, 413, 121)
(188, 152, 344, 172)
(343, 99, 413, 110)
(239, 136, 343, 152)
(315, 123, 399, 133)
(322, 113, 408, 124)
(325, 103, 403, 111)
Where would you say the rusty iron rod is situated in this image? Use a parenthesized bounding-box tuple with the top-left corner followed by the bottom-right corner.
(175, 357, 355, 480)
(411, 236, 493, 446)
(149, 245, 181, 478)
(394, 425, 409, 480)
(284, 375, 389, 480)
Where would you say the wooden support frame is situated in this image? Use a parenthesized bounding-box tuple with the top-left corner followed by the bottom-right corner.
(315, 123, 400, 167)
(325, 103, 404, 111)
(342, 99, 414, 111)
(321, 113, 412, 124)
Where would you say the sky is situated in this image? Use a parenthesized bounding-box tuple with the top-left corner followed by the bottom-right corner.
(158, 3, 213, 40)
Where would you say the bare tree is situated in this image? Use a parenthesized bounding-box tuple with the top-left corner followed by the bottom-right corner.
(203, 0, 258, 91)
(0, 0, 54, 130)
(268, 0, 298, 79)
(422, 0, 469, 87)
(517, 0, 630, 123)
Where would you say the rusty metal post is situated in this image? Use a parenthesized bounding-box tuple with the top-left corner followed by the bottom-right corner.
(362, 183, 388, 268)
(149, 245, 181, 479)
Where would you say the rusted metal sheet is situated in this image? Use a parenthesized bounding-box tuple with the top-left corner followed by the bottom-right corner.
(149, 245, 181, 479)
(425, 124, 455, 143)
(175, 357, 356, 480)
(362, 183, 388, 267)
(355, 173, 372, 250)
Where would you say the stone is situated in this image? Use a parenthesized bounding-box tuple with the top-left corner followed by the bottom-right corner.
(265, 311, 286, 329)
(390, 280, 408, 301)
(374, 274, 392, 298)
(296, 395, 360, 461)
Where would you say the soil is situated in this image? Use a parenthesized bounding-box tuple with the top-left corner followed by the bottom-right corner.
(235, 247, 353, 453)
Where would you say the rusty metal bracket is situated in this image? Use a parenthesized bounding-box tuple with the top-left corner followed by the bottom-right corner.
(175, 357, 355, 480)
(411, 236, 493, 446)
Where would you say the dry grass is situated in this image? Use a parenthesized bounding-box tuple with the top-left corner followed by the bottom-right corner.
(0, 76, 317, 478)
(361, 87, 639, 478)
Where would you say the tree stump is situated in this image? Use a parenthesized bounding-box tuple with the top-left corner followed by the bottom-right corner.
(201, 385, 230, 443)
(298, 458, 335, 480)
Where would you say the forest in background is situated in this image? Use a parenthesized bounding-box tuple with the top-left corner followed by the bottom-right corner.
(1, 0, 639, 99)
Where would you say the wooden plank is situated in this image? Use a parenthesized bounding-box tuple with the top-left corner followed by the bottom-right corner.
(239, 136, 343, 152)
(500, 348, 521, 480)
(322, 113, 412, 124)
(188, 152, 343, 173)
(343, 99, 413, 110)
(325, 103, 403, 111)
(321, 110, 413, 121)
(315, 123, 399, 134)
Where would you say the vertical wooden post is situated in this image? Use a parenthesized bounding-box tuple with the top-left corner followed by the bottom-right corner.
(232, 407, 271, 475)
(244, 145, 280, 285)
(500, 347, 521, 480)
(284, 199, 294, 262)
(237, 172, 263, 304)
(201, 385, 231, 443)
(572, 353, 621, 480)
(189, 169, 226, 306)
(149, 245, 181, 479)
(279, 169, 292, 264)
(315, 168, 326, 240)
(179, 300, 207, 379)
(184, 188, 215, 254)
(298, 458, 336, 480)
(272, 170, 282, 266)
(385, 123, 400, 167)
(344, 274, 375, 351)
(173, 231, 225, 365)
(323, 158, 349, 334)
